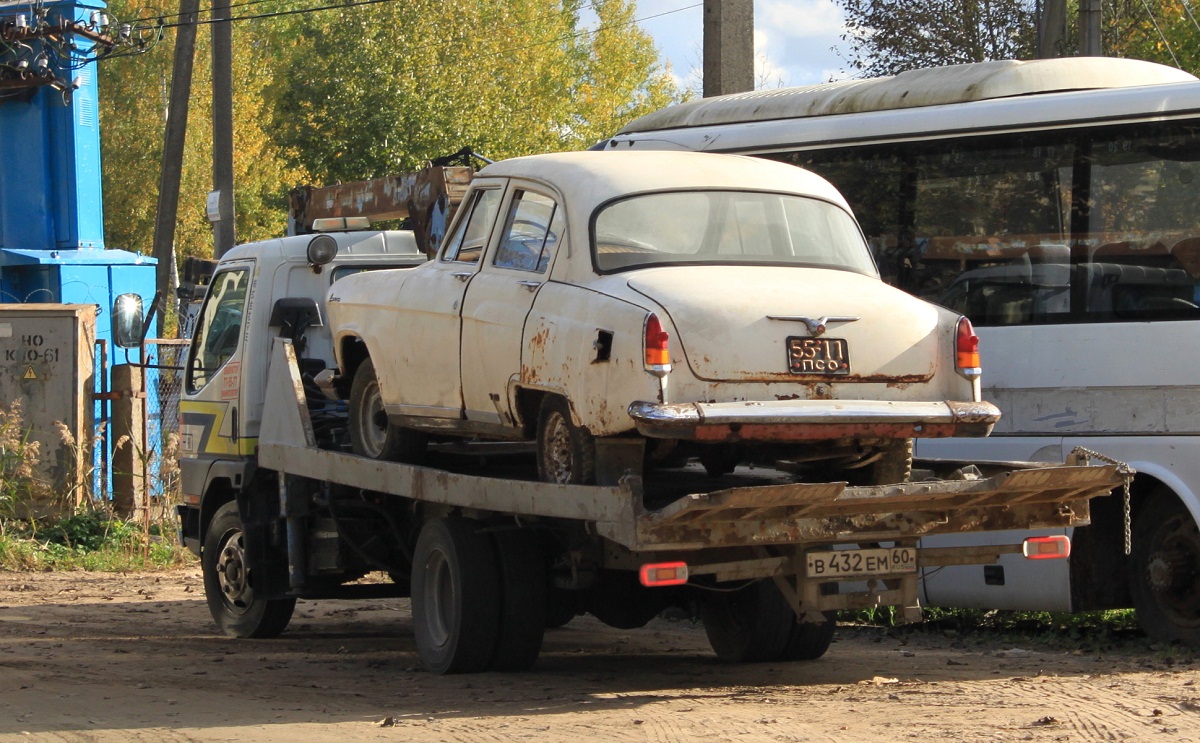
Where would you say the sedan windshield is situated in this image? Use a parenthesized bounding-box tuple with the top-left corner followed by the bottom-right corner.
(593, 190, 878, 275)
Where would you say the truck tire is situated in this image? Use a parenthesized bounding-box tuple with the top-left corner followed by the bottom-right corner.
(411, 517, 501, 674)
(846, 439, 913, 486)
(488, 530, 547, 671)
(700, 580, 794, 663)
(202, 501, 296, 638)
(349, 358, 426, 463)
(536, 396, 596, 484)
(781, 585, 837, 661)
(1130, 492, 1200, 645)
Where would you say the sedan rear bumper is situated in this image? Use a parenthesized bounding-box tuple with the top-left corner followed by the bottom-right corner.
(627, 399, 1000, 442)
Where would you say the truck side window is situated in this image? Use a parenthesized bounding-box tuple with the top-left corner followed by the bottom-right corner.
(494, 190, 560, 273)
(442, 188, 501, 264)
(186, 268, 249, 394)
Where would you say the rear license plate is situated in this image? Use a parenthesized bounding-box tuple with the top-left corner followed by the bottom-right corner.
(806, 547, 917, 579)
(788, 337, 850, 375)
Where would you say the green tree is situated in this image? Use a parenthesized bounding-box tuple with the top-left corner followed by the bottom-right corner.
(100, 1, 307, 262)
(272, 0, 680, 183)
(838, 0, 1038, 77)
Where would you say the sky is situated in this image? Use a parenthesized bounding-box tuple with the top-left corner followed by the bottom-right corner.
(613, 0, 855, 93)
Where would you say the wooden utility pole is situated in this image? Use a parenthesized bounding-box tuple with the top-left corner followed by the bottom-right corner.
(211, 0, 236, 256)
(1037, 0, 1067, 58)
(1079, 0, 1102, 56)
(151, 0, 199, 335)
(702, 0, 753, 97)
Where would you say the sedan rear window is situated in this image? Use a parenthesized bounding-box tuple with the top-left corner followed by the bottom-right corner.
(592, 191, 877, 275)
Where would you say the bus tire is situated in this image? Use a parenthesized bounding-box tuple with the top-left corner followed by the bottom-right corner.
(700, 580, 794, 663)
(203, 501, 296, 639)
(1130, 492, 1200, 645)
(488, 529, 547, 671)
(411, 517, 501, 674)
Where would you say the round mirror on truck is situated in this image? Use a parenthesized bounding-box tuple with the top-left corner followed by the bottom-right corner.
(112, 293, 144, 349)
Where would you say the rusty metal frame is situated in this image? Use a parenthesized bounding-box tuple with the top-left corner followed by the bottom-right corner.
(259, 340, 1125, 552)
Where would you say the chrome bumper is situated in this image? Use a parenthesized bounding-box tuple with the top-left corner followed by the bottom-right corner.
(627, 399, 1001, 442)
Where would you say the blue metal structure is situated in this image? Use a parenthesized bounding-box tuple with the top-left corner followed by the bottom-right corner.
(0, 0, 158, 499)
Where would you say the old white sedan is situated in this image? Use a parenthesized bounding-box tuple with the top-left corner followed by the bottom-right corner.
(326, 150, 999, 484)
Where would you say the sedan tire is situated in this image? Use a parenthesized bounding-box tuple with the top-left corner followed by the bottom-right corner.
(536, 396, 596, 484)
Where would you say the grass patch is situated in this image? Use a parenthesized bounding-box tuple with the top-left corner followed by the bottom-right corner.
(840, 605, 1150, 653)
(0, 512, 195, 571)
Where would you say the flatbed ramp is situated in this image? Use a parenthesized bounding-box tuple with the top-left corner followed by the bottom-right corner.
(258, 342, 1126, 553)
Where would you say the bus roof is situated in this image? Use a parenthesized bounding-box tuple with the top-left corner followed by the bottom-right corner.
(619, 58, 1197, 134)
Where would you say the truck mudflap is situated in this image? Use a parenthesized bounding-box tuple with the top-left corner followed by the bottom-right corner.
(260, 340, 1128, 554)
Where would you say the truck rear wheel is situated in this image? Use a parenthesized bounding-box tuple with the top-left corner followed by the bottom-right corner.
(411, 518, 501, 674)
(488, 530, 547, 671)
(536, 396, 596, 484)
(202, 501, 296, 638)
(1130, 493, 1200, 644)
(701, 580, 794, 663)
(349, 358, 426, 463)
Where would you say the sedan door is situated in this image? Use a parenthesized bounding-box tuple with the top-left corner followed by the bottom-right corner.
(460, 188, 564, 427)
(386, 182, 505, 418)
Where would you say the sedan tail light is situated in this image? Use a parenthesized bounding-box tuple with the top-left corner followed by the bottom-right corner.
(956, 317, 981, 378)
(644, 313, 672, 377)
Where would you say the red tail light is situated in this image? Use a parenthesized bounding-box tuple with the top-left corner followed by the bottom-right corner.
(956, 317, 981, 377)
(644, 313, 671, 375)
(639, 562, 689, 587)
(1023, 535, 1071, 560)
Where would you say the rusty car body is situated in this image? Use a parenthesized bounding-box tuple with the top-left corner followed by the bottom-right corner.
(325, 150, 1000, 483)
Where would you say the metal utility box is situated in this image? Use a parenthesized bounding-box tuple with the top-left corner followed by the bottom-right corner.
(0, 304, 95, 512)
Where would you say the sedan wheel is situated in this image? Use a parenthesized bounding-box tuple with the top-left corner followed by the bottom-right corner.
(348, 358, 426, 463)
(536, 396, 596, 484)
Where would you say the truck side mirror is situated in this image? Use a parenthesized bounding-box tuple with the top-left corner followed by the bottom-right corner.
(112, 293, 145, 349)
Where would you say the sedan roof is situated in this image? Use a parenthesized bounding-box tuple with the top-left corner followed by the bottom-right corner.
(477, 150, 850, 212)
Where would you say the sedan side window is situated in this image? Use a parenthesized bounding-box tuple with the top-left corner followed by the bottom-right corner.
(494, 190, 560, 273)
(442, 188, 502, 264)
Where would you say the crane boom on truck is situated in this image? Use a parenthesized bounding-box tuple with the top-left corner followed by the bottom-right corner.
(120, 160, 1132, 675)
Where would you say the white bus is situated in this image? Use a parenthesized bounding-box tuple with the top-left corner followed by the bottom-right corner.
(600, 57, 1200, 644)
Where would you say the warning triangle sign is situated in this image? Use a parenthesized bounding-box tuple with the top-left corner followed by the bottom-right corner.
(22, 366, 36, 380)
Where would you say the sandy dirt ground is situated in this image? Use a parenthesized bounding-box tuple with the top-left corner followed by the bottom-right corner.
(2, 569, 1200, 742)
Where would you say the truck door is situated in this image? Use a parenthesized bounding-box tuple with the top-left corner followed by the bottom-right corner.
(179, 264, 254, 457)
(460, 188, 563, 426)
(388, 183, 504, 417)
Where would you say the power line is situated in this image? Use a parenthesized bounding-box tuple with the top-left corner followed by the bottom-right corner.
(1181, 0, 1200, 37)
(1138, 0, 1181, 67)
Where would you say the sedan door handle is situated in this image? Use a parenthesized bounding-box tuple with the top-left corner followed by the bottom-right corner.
(452, 272, 473, 282)
(517, 280, 542, 292)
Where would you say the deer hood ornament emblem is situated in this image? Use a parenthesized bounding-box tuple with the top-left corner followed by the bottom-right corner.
(767, 315, 860, 337)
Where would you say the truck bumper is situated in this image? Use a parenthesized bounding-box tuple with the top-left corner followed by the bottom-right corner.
(626, 398, 1000, 442)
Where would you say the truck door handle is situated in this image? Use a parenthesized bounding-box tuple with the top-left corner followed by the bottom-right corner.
(517, 280, 542, 292)
(452, 272, 472, 282)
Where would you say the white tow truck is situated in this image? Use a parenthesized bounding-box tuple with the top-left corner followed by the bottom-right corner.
(116, 167, 1130, 675)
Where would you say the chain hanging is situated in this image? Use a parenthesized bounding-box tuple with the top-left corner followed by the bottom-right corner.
(1069, 447, 1135, 555)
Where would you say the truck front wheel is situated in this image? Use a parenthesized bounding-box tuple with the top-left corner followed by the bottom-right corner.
(1130, 493, 1200, 644)
(202, 502, 296, 638)
(349, 358, 426, 463)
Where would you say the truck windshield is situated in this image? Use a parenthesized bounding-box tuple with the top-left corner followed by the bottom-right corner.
(186, 267, 249, 394)
(592, 190, 877, 275)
